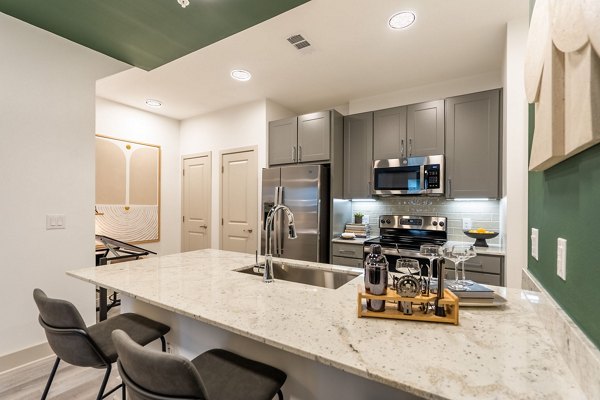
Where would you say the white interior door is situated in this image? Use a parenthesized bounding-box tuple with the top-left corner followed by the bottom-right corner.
(182, 154, 211, 252)
(221, 148, 258, 254)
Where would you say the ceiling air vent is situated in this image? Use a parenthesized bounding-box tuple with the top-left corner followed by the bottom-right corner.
(287, 34, 311, 50)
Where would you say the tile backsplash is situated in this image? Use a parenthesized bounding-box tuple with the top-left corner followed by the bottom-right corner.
(351, 197, 501, 245)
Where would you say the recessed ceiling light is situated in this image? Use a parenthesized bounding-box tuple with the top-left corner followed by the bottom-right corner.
(231, 69, 252, 81)
(145, 99, 162, 108)
(388, 11, 416, 30)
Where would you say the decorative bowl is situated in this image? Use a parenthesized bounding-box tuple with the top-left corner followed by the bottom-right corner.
(463, 230, 499, 247)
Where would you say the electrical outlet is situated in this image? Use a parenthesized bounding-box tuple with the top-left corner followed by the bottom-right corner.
(531, 228, 539, 260)
(557, 238, 567, 280)
(462, 218, 472, 230)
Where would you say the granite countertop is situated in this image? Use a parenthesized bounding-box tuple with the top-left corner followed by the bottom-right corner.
(331, 236, 375, 245)
(444, 240, 505, 256)
(67, 249, 584, 400)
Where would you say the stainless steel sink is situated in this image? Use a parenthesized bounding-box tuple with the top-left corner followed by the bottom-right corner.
(237, 261, 360, 289)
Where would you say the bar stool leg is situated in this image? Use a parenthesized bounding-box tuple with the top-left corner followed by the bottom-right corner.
(97, 364, 112, 400)
(41, 357, 61, 400)
(277, 389, 284, 400)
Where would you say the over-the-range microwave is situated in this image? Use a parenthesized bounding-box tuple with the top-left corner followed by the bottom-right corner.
(372, 155, 444, 196)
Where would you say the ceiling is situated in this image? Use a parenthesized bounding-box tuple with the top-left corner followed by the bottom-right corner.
(96, 0, 528, 120)
(0, 0, 309, 71)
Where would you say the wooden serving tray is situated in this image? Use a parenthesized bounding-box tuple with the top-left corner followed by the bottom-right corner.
(357, 285, 459, 325)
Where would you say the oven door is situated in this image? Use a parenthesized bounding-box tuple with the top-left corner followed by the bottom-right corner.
(372, 159, 424, 195)
(363, 246, 440, 277)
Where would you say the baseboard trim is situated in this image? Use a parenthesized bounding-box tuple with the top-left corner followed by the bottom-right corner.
(0, 342, 53, 374)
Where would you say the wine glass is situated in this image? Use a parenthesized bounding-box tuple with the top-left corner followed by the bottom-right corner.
(452, 244, 477, 287)
(419, 244, 441, 296)
(396, 258, 421, 276)
(440, 246, 464, 290)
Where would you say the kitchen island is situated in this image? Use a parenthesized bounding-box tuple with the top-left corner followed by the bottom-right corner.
(68, 249, 587, 400)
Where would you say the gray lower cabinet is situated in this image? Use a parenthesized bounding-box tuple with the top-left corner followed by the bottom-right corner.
(445, 89, 501, 199)
(268, 117, 298, 166)
(298, 111, 331, 163)
(332, 256, 364, 268)
(373, 106, 406, 160)
(407, 100, 444, 157)
(343, 112, 373, 199)
(332, 242, 364, 268)
(444, 254, 504, 286)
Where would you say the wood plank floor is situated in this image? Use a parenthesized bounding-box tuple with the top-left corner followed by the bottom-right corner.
(0, 355, 123, 400)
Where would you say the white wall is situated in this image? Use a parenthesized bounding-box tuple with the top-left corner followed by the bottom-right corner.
(180, 100, 269, 249)
(348, 71, 502, 114)
(502, 18, 529, 288)
(95, 98, 181, 255)
(0, 14, 127, 359)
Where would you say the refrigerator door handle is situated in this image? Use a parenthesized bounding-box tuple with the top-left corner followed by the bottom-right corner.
(278, 186, 284, 255)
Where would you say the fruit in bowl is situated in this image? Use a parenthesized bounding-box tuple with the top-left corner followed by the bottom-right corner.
(463, 228, 499, 247)
(468, 228, 494, 234)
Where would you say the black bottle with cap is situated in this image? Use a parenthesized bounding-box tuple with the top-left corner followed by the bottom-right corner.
(364, 244, 389, 312)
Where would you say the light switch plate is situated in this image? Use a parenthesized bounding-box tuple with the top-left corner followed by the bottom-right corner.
(462, 218, 472, 230)
(557, 238, 567, 280)
(46, 214, 66, 230)
(531, 228, 539, 260)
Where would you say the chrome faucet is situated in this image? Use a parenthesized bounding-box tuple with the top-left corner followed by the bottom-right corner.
(263, 204, 297, 283)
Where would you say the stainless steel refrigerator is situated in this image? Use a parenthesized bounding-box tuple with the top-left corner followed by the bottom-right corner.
(261, 164, 329, 263)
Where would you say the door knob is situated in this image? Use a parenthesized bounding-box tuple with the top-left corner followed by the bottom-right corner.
(200, 225, 208, 229)
(248, 229, 253, 233)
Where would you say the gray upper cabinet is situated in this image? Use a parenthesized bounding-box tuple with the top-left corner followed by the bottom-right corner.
(373, 100, 444, 160)
(344, 112, 373, 199)
(445, 89, 501, 199)
(298, 111, 331, 163)
(407, 100, 445, 156)
(268, 117, 298, 166)
(373, 106, 407, 160)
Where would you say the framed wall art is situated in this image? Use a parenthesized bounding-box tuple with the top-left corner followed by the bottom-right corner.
(95, 135, 161, 243)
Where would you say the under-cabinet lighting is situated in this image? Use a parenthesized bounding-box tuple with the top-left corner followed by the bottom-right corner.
(453, 198, 491, 202)
(352, 199, 376, 202)
(388, 11, 416, 30)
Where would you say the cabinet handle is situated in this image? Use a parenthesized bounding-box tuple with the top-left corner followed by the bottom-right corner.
(298, 146, 302, 162)
(292, 146, 297, 162)
(448, 178, 452, 197)
(409, 138, 412, 156)
(401, 139, 405, 158)
(339, 250, 356, 255)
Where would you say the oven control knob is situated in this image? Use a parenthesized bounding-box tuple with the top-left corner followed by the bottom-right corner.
(439, 221, 445, 227)
(380, 219, 386, 224)
(386, 219, 391, 224)
(432, 221, 438, 226)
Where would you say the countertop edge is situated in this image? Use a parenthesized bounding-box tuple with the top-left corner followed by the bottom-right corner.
(523, 269, 600, 400)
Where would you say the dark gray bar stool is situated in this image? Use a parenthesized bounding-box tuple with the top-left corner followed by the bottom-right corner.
(112, 329, 287, 400)
(33, 289, 170, 400)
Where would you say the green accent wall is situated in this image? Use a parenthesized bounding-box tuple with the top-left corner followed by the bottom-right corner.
(528, 108, 600, 348)
(528, 0, 600, 350)
(0, 0, 310, 70)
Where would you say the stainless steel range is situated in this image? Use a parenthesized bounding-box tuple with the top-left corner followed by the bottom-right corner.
(363, 215, 447, 275)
